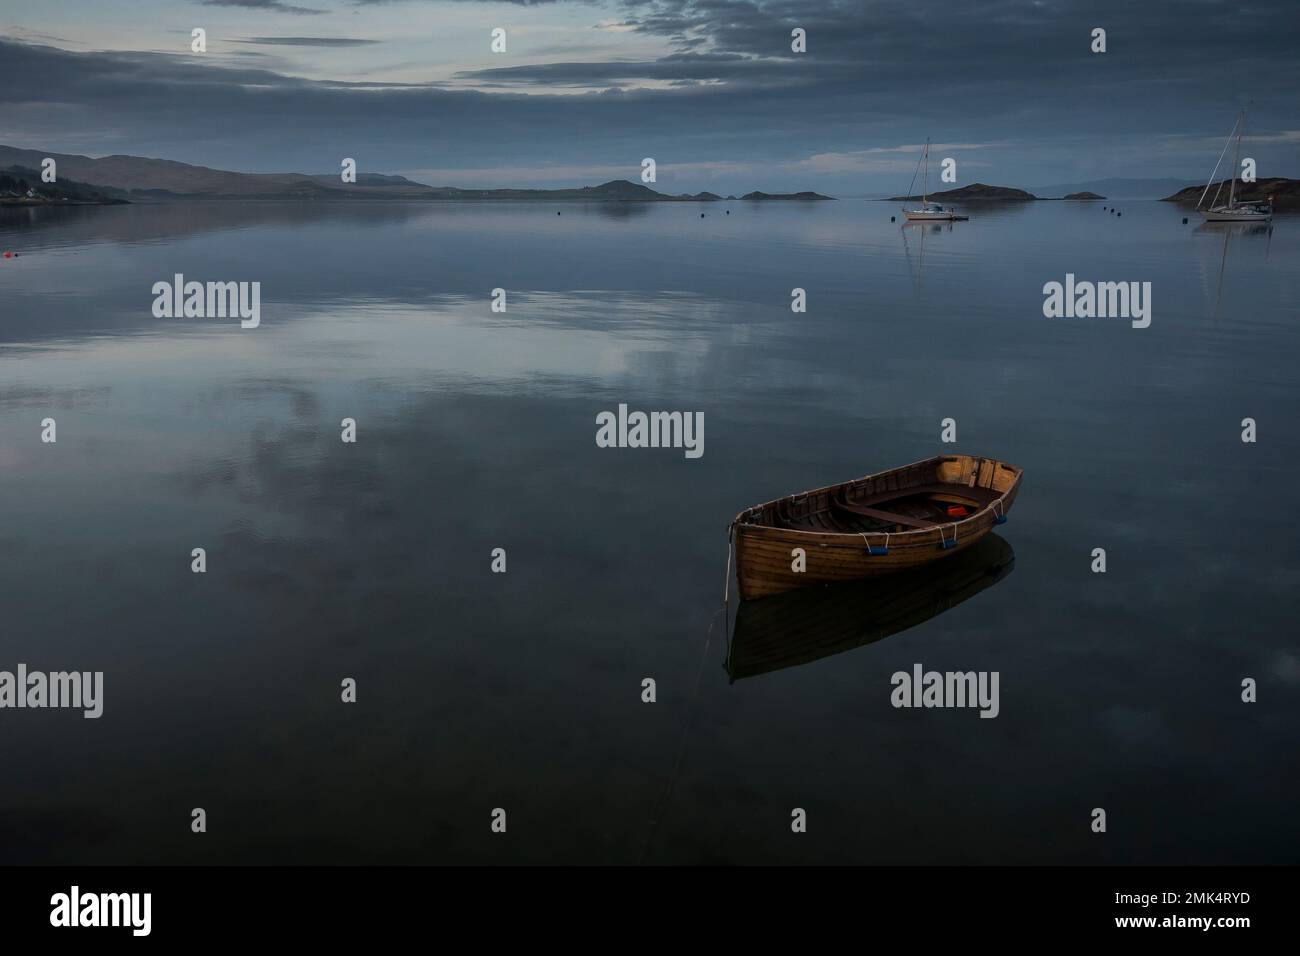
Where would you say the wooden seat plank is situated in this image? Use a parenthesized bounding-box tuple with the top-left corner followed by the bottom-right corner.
(853, 482, 1001, 508)
(831, 496, 936, 529)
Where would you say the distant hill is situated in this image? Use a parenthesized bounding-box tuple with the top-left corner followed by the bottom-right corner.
(740, 190, 834, 201)
(305, 172, 430, 190)
(0, 145, 832, 202)
(0, 166, 127, 205)
(0, 144, 346, 198)
(409, 180, 667, 201)
(890, 183, 1036, 201)
(1032, 177, 1199, 199)
(1063, 191, 1105, 200)
(1162, 177, 1300, 209)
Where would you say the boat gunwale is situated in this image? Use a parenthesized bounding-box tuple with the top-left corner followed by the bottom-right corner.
(730, 454, 1022, 544)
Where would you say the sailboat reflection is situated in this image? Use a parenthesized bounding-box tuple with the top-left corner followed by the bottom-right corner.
(725, 533, 1014, 682)
(1193, 221, 1274, 238)
(1193, 220, 1274, 318)
(900, 219, 955, 293)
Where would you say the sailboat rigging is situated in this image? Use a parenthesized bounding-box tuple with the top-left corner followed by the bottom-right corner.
(1198, 109, 1273, 222)
(903, 139, 961, 221)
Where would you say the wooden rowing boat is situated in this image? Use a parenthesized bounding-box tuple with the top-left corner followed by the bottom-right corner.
(732, 454, 1022, 600)
(727, 532, 1014, 681)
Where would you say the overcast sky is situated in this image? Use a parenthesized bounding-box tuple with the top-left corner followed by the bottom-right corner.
(1, 0, 1297, 194)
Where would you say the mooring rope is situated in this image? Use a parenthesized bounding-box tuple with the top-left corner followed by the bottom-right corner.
(638, 524, 734, 865)
(721, 521, 734, 605)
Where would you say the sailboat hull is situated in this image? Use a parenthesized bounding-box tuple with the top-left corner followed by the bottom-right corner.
(903, 209, 960, 221)
(1200, 207, 1272, 222)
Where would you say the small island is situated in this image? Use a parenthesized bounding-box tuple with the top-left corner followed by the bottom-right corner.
(1063, 191, 1105, 200)
(740, 190, 834, 201)
(889, 183, 1037, 201)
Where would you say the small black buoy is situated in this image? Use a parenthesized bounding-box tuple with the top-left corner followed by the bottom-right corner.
(1117, 211, 1121, 217)
(890, 215, 896, 222)
(725, 210, 730, 215)
(1103, 206, 1107, 211)
(557, 211, 561, 215)
(1182, 217, 1188, 224)
(700, 213, 705, 218)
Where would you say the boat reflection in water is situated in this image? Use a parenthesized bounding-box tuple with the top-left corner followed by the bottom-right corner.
(1193, 221, 1274, 238)
(725, 533, 1014, 682)
(1193, 220, 1274, 319)
(900, 219, 957, 293)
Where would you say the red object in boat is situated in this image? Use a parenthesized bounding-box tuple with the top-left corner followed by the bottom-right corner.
(2, 251, 13, 258)
(946, 504, 968, 517)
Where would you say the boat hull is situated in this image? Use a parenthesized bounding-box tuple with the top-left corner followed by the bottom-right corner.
(732, 455, 1021, 601)
(904, 210, 960, 220)
(1200, 208, 1272, 222)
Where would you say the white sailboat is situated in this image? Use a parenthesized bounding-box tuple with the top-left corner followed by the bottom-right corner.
(1198, 110, 1273, 222)
(903, 139, 960, 221)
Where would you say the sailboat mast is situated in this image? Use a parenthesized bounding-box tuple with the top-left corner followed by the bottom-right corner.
(922, 139, 929, 203)
(1229, 109, 1243, 207)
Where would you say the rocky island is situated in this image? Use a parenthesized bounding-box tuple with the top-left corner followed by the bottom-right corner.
(889, 183, 1037, 202)
(740, 190, 833, 201)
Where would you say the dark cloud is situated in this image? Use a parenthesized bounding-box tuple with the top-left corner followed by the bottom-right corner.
(231, 36, 382, 46)
(202, 0, 327, 13)
(457, 0, 1300, 100)
(454, 51, 791, 86)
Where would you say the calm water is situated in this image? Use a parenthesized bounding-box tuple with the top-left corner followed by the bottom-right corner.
(1, 199, 1297, 864)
